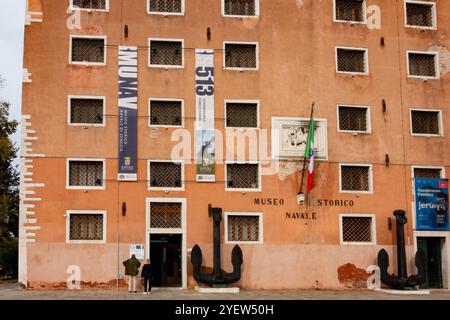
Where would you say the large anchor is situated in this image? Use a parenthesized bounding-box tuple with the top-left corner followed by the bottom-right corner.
(377, 210, 426, 289)
(191, 205, 243, 287)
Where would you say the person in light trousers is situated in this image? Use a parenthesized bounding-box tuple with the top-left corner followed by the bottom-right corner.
(123, 254, 141, 293)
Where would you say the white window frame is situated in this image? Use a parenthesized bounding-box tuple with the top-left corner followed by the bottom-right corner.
(404, 0, 437, 30)
(225, 161, 262, 192)
(147, 159, 185, 191)
(69, 35, 107, 66)
(409, 108, 443, 137)
(339, 163, 373, 194)
(406, 50, 440, 80)
(66, 158, 106, 190)
(148, 98, 184, 128)
(67, 95, 106, 127)
(339, 213, 377, 245)
(335, 46, 369, 75)
(221, 0, 260, 18)
(147, 0, 185, 16)
(66, 210, 107, 244)
(411, 165, 446, 179)
(336, 104, 372, 134)
(224, 212, 263, 244)
(223, 41, 259, 71)
(148, 38, 185, 69)
(224, 99, 260, 129)
(69, 0, 110, 12)
(333, 0, 367, 24)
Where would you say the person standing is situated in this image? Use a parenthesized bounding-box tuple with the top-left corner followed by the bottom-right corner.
(141, 259, 153, 295)
(123, 254, 141, 293)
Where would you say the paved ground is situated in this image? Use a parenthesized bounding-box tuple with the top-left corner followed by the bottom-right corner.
(1, 283, 450, 300)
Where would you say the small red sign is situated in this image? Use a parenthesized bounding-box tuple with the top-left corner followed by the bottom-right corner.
(439, 181, 448, 189)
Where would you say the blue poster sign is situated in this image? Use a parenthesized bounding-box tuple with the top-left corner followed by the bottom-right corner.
(118, 46, 138, 181)
(415, 178, 449, 231)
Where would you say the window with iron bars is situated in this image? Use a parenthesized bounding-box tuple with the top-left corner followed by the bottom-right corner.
(226, 102, 258, 128)
(149, 0, 183, 13)
(71, 38, 105, 63)
(150, 202, 182, 228)
(70, 98, 104, 124)
(338, 106, 368, 132)
(406, 2, 434, 27)
(335, 0, 365, 22)
(340, 165, 370, 192)
(341, 216, 373, 243)
(227, 215, 260, 242)
(408, 53, 437, 77)
(69, 214, 104, 241)
(72, 0, 107, 10)
(69, 161, 104, 187)
(225, 43, 257, 69)
(414, 167, 442, 178)
(411, 110, 440, 135)
(150, 40, 183, 66)
(227, 163, 259, 190)
(224, 0, 257, 16)
(149, 162, 182, 189)
(336, 48, 367, 73)
(150, 100, 182, 126)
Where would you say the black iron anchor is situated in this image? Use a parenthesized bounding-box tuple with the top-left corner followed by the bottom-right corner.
(377, 210, 426, 290)
(191, 205, 243, 287)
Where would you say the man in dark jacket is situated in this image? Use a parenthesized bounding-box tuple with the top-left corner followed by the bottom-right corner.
(141, 259, 153, 295)
(123, 254, 141, 293)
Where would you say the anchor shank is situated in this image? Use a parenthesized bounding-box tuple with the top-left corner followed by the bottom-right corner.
(394, 210, 408, 279)
(212, 208, 222, 279)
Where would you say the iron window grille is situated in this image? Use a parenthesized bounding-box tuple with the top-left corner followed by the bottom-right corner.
(226, 103, 258, 128)
(341, 165, 370, 191)
(225, 43, 257, 69)
(150, 100, 182, 126)
(150, 40, 183, 66)
(342, 216, 373, 243)
(227, 163, 259, 189)
(414, 168, 442, 178)
(337, 48, 367, 73)
(338, 106, 368, 132)
(149, 162, 182, 188)
(71, 38, 105, 63)
(335, 0, 365, 22)
(224, 0, 256, 16)
(411, 110, 440, 135)
(406, 2, 434, 27)
(69, 161, 103, 187)
(228, 215, 260, 242)
(408, 53, 437, 77)
(72, 0, 107, 10)
(70, 98, 103, 124)
(150, 202, 182, 228)
(149, 0, 182, 13)
(70, 214, 104, 240)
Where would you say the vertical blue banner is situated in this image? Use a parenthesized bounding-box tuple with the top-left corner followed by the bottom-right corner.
(118, 46, 138, 181)
(415, 178, 449, 231)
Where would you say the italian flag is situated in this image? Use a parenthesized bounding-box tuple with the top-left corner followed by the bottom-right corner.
(304, 113, 315, 193)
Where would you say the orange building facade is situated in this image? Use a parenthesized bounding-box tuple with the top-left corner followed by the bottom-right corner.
(19, 0, 450, 290)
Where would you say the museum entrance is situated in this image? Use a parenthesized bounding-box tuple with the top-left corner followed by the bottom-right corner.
(150, 234, 182, 287)
(418, 237, 444, 289)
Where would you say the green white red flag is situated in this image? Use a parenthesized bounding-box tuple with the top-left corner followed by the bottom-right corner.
(304, 112, 315, 193)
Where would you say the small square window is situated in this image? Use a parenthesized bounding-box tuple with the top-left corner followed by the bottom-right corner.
(72, 0, 107, 10)
(405, 1, 435, 28)
(413, 167, 442, 178)
(340, 215, 375, 244)
(148, 0, 183, 14)
(69, 214, 104, 241)
(226, 102, 258, 128)
(149, 161, 183, 189)
(224, 43, 258, 69)
(223, 0, 258, 16)
(340, 165, 371, 192)
(149, 40, 183, 67)
(338, 106, 369, 132)
(150, 202, 182, 228)
(71, 37, 106, 64)
(411, 110, 441, 135)
(335, 0, 365, 23)
(68, 160, 104, 188)
(336, 48, 367, 74)
(408, 52, 438, 78)
(226, 214, 261, 243)
(69, 97, 104, 125)
(149, 100, 183, 126)
(226, 163, 259, 190)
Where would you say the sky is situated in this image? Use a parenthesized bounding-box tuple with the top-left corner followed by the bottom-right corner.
(0, 0, 26, 151)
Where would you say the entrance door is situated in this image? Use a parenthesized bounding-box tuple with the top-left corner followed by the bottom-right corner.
(150, 234, 182, 287)
(418, 237, 443, 289)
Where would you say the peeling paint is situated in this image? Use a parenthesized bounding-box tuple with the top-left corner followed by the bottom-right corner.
(429, 41, 450, 76)
(337, 263, 370, 289)
(278, 161, 303, 181)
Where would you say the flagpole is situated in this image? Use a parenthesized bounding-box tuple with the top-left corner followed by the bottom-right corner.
(298, 102, 315, 196)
